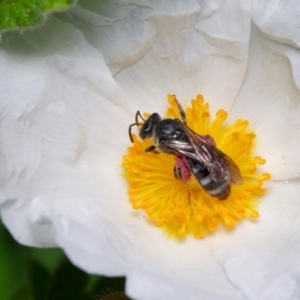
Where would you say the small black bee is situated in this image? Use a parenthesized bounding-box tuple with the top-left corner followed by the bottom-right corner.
(128, 96, 243, 200)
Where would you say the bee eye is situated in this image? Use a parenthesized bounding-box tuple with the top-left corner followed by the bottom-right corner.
(172, 130, 181, 139)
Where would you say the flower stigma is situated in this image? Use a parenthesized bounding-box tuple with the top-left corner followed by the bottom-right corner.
(122, 95, 271, 239)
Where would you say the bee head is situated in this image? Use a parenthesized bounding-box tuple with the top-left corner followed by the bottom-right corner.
(139, 113, 161, 139)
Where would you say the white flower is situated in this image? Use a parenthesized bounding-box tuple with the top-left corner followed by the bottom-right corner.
(1, 1, 300, 299)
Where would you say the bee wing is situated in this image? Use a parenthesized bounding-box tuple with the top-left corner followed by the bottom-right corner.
(165, 123, 243, 185)
(197, 144, 243, 184)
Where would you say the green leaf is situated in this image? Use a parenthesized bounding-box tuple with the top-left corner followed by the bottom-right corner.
(7, 284, 33, 300)
(0, 0, 76, 32)
(98, 292, 131, 300)
(28, 260, 50, 300)
(31, 248, 64, 273)
(0, 221, 32, 300)
(47, 258, 89, 300)
(93, 276, 126, 294)
(0, 220, 131, 300)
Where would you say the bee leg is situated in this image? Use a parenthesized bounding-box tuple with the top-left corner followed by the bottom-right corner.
(145, 145, 156, 152)
(173, 164, 181, 180)
(174, 160, 191, 204)
(173, 95, 187, 124)
(173, 155, 191, 183)
(145, 145, 159, 154)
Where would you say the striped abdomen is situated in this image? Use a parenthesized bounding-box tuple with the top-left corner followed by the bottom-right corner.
(188, 158, 230, 200)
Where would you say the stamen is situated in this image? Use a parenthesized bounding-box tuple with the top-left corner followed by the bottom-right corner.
(122, 95, 271, 238)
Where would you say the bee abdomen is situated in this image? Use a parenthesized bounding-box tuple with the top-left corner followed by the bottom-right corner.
(204, 180, 230, 200)
(189, 158, 230, 200)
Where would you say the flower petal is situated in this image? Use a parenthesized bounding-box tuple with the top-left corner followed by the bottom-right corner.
(26, 175, 300, 300)
(0, 17, 136, 245)
(213, 178, 300, 300)
(252, 0, 300, 179)
(251, 1, 300, 106)
(229, 25, 300, 180)
(251, 0, 300, 47)
(62, 0, 251, 113)
(1, 4, 300, 300)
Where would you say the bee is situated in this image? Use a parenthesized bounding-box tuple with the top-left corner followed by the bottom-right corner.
(128, 96, 243, 200)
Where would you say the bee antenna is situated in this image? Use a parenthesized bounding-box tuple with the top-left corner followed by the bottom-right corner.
(135, 110, 145, 123)
(128, 122, 142, 143)
(128, 111, 146, 143)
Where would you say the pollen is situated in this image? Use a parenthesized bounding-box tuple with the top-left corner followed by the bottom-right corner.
(122, 95, 271, 239)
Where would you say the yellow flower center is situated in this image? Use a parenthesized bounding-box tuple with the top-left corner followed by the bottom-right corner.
(122, 95, 271, 238)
